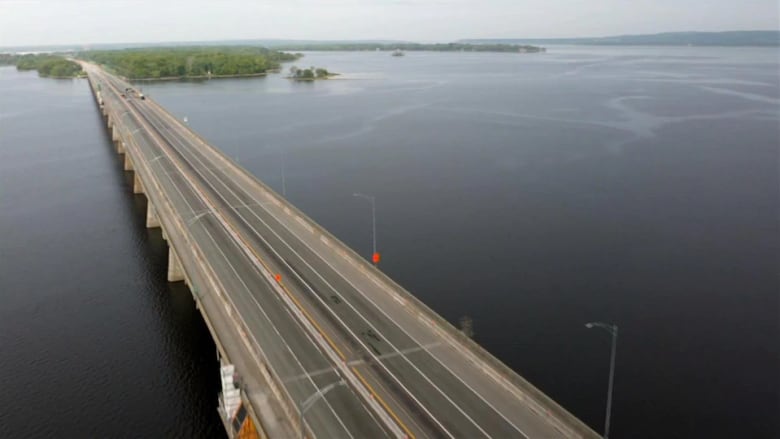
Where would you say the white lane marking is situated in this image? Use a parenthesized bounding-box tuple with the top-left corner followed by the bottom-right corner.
(296, 215, 314, 233)
(285, 342, 443, 385)
(188, 211, 212, 225)
(359, 342, 443, 365)
(234, 201, 275, 209)
(284, 367, 339, 384)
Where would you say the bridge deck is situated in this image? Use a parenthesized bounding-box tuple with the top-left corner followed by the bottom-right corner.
(86, 64, 599, 439)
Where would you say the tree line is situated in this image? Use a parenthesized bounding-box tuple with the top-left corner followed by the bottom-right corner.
(78, 47, 301, 79)
(274, 42, 545, 53)
(0, 53, 83, 78)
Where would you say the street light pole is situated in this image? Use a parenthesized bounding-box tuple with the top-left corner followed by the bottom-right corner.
(281, 148, 287, 197)
(585, 322, 618, 439)
(299, 380, 345, 439)
(353, 192, 378, 264)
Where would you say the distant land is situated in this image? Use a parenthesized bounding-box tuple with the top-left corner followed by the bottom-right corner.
(0, 40, 405, 54)
(1, 31, 777, 54)
(80, 47, 300, 80)
(272, 42, 545, 53)
(0, 53, 84, 78)
(460, 31, 780, 46)
(0, 47, 299, 81)
(0, 39, 544, 54)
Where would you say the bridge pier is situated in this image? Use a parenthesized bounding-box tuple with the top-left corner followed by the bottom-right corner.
(167, 247, 184, 282)
(124, 154, 134, 171)
(146, 203, 161, 228)
(116, 140, 125, 154)
(133, 173, 145, 194)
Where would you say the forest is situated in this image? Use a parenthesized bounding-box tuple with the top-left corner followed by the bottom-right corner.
(5, 54, 84, 78)
(78, 47, 301, 79)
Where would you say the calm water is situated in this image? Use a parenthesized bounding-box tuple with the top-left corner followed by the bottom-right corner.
(1, 46, 778, 438)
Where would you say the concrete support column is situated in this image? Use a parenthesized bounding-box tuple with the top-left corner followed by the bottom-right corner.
(116, 140, 125, 154)
(146, 202, 161, 228)
(161, 226, 168, 241)
(167, 247, 185, 282)
(124, 154, 134, 171)
(133, 173, 144, 194)
(107, 115, 112, 128)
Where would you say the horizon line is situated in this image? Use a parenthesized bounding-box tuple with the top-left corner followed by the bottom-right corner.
(2, 29, 778, 51)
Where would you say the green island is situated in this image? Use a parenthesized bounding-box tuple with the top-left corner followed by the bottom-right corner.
(0, 53, 84, 78)
(77, 46, 301, 80)
(274, 42, 545, 53)
(288, 66, 337, 81)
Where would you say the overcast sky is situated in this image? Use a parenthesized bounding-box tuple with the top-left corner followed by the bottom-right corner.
(1, 0, 777, 47)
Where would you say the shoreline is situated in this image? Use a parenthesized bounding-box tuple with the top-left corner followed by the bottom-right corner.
(41, 74, 86, 79)
(129, 71, 269, 82)
(288, 73, 340, 82)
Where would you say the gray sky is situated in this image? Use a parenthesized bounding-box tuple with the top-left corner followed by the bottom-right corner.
(1, 0, 777, 47)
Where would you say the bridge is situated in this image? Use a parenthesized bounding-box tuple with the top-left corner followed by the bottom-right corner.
(84, 62, 600, 439)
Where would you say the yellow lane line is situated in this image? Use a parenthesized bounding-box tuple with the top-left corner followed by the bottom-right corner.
(353, 366, 416, 439)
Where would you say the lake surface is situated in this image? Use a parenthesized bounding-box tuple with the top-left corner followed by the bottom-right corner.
(1, 46, 778, 438)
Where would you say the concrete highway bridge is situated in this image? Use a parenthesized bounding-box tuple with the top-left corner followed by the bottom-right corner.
(84, 63, 600, 439)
